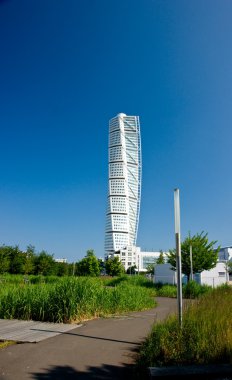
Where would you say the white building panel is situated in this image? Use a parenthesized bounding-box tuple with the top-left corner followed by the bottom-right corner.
(105, 113, 141, 257)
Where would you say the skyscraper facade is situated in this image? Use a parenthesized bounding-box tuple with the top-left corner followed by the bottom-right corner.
(105, 113, 142, 256)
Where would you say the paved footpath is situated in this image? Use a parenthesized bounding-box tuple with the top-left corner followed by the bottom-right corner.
(0, 298, 177, 380)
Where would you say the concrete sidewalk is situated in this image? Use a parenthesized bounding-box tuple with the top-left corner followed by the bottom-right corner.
(0, 320, 81, 343)
(0, 297, 177, 380)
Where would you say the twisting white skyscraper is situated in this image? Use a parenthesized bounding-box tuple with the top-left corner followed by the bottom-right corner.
(105, 113, 142, 256)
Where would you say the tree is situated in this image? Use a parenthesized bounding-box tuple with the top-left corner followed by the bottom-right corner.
(9, 245, 26, 274)
(157, 251, 165, 264)
(86, 249, 95, 257)
(105, 256, 125, 276)
(34, 251, 56, 275)
(24, 245, 36, 274)
(145, 252, 165, 275)
(0, 244, 36, 275)
(68, 262, 76, 276)
(126, 265, 137, 275)
(167, 232, 220, 281)
(0, 245, 11, 274)
(98, 258, 106, 275)
(75, 250, 100, 276)
(54, 262, 69, 276)
(146, 263, 156, 274)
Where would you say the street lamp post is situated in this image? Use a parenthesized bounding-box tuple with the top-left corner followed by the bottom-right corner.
(190, 245, 193, 281)
(174, 188, 182, 328)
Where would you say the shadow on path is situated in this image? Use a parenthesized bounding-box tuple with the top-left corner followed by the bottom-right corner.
(30, 363, 146, 380)
(30, 328, 139, 345)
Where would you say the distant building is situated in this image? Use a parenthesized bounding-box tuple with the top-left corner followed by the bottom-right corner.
(113, 246, 139, 271)
(138, 250, 166, 272)
(105, 113, 142, 258)
(111, 246, 167, 272)
(55, 258, 67, 263)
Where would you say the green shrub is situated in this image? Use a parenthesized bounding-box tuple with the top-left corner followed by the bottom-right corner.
(156, 284, 177, 298)
(183, 280, 211, 298)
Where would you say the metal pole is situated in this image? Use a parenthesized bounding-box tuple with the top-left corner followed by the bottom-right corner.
(174, 189, 182, 328)
(190, 245, 193, 281)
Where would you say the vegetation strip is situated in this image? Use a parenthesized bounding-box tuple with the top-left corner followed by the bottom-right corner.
(149, 364, 232, 377)
(137, 285, 232, 370)
(0, 276, 156, 323)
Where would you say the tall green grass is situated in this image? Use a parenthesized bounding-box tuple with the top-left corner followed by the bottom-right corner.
(137, 285, 232, 367)
(0, 277, 156, 323)
(0, 274, 62, 284)
(103, 275, 154, 288)
(103, 276, 212, 299)
(103, 275, 177, 296)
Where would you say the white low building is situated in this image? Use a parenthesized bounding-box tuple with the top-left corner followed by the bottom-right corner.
(154, 263, 178, 285)
(194, 262, 228, 286)
(154, 262, 228, 287)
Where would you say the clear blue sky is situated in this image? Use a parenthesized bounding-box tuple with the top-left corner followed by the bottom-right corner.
(0, 0, 231, 262)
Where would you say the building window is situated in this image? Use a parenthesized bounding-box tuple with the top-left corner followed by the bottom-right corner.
(218, 272, 226, 277)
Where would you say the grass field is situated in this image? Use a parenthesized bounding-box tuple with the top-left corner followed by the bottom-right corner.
(137, 285, 232, 368)
(0, 274, 215, 324)
(0, 275, 156, 323)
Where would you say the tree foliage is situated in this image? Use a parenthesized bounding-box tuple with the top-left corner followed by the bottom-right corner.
(0, 244, 103, 278)
(227, 261, 232, 274)
(75, 250, 100, 277)
(8, 246, 26, 274)
(126, 265, 137, 275)
(146, 263, 156, 274)
(33, 251, 56, 275)
(105, 256, 125, 276)
(0, 244, 68, 276)
(157, 251, 165, 264)
(145, 251, 166, 274)
(167, 232, 220, 279)
(24, 245, 36, 274)
(0, 246, 11, 274)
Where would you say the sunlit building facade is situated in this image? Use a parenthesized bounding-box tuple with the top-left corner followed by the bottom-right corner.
(105, 113, 142, 257)
(114, 246, 165, 272)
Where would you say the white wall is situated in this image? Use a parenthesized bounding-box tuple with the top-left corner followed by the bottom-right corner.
(199, 262, 227, 287)
(154, 262, 228, 287)
(154, 263, 177, 284)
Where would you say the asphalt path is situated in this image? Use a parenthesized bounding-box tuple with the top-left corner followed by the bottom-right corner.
(0, 297, 178, 380)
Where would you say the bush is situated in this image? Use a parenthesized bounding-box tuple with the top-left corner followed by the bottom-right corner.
(183, 280, 211, 298)
(156, 284, 177, 298)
